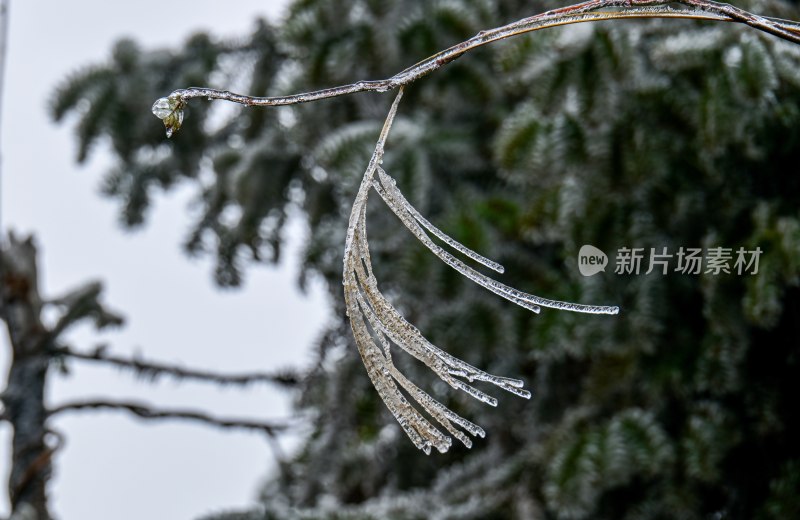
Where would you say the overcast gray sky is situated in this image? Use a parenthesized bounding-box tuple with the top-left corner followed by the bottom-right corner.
(0, 1, 332, 519)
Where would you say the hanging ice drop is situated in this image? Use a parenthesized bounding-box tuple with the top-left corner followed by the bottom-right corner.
(151, 97, 174, 119)
(151, 96, 185, 138)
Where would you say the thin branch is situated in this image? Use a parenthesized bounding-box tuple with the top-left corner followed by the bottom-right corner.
(47, 398, 290, 438)
(54, 346, 300, 388)
(152, 0, 800, 136)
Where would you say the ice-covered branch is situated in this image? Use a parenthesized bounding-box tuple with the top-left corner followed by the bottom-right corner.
(146, 0, 800, 453)
(152, 0, 800, 137)
(54, 346, 300, 388)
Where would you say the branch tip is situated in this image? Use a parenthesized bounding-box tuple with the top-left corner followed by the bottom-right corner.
(152, 95, 185, 138)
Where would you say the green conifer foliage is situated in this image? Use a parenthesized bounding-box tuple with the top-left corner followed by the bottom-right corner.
(54, 0, 800, 517)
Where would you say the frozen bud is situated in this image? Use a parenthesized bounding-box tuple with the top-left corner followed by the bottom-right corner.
(151, 97, 173, 119)
(151, 95, 185, 138)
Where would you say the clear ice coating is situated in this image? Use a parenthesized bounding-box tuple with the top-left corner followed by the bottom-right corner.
(151, 97, 173, 119)
(151, 96, 185, 138)
(375, 168, 505, 274)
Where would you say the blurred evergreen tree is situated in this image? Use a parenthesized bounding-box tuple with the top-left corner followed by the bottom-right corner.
(52, 0, 800, 518)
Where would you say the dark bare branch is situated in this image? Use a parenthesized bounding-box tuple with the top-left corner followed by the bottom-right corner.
(47, 399, 291, 438)
(46, 281, 124, 342)
(53, 346, 301, 388)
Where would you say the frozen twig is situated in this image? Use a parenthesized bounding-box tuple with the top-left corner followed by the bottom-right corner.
(152, 0, 800, 136)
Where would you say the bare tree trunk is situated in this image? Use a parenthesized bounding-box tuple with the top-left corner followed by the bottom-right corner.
(6, 357, 51, 519)
(0, 231, 280, 518)
(1, 234, 53, 520)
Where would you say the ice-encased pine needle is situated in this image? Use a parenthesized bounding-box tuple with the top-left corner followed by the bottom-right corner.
(375, 169, 506, 274)
(375, 167, 618, 315)
(341, 89, 543, 452)
(340, 78, 616, 452)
